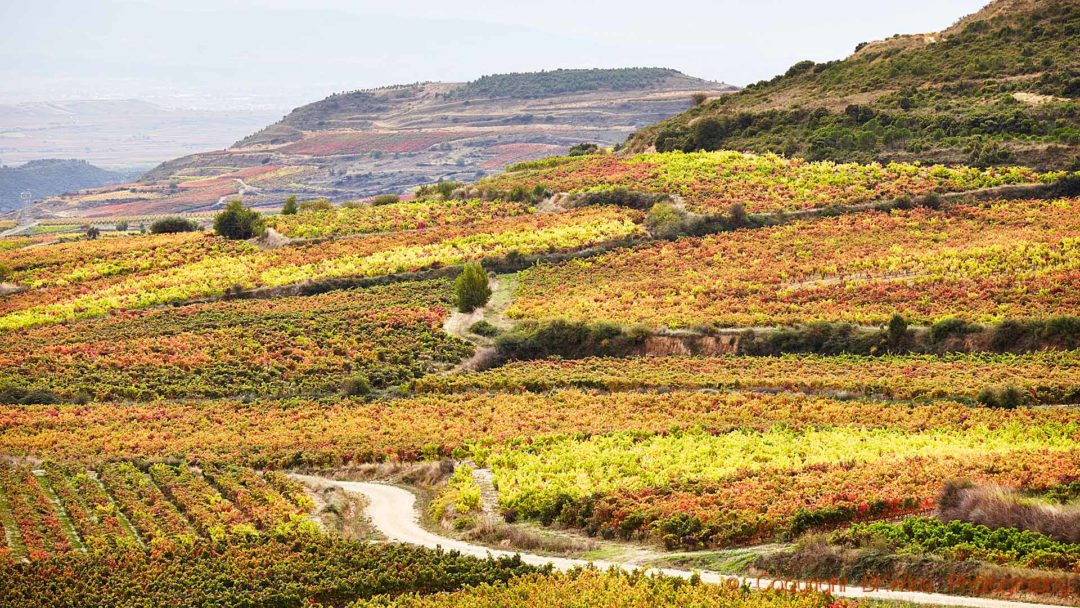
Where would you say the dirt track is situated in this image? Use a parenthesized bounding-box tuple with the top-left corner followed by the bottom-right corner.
(296, 476, 1065, 608)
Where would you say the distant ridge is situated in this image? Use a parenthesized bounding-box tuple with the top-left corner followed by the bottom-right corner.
(30, 68, 735, 218)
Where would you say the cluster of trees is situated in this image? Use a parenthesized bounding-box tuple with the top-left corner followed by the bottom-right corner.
(451, 67, 681, 99)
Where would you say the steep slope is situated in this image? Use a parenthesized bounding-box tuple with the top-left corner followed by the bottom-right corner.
(626, 0, 1079, 170)
(0, 159, 128, 212)
(32, 69, 734, 218)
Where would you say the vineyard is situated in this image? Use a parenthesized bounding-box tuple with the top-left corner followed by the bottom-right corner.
(0, 280, 471, 400)
(412, 352, 1080, 404)
(482, 150, 1054, 214)
(268, 199, 532, 238)
(0, 460, 312, 561)
(2, 53, 1078, 606)
(350, 570, 850, 608)
(834, 517, 1080, 572)
(0, 205, 643, 331)
(509, 197, 1080, 327)
(276, 130, 485, 155)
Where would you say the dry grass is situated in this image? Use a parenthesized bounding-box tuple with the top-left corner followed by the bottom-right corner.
(937, 482, 1080, 543)
(301, 460, 454, 487)
(466, 515, 599, 556)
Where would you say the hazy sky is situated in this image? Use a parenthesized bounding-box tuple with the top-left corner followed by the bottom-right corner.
(1, 0, 989, 110)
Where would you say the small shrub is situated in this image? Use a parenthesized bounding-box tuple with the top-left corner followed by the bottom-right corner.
(298, 198, 333, 213)
(691, 92, 709, 106)
(727, 202, 749, 228)
(977, 386, 999, 407)
(886, 314, 909, 350)
(85, 226, 100, 240)
(341, 373, 372, 397)
(978, 385, 1024, 408)
(495, 319, 646, 360)
(150, 217, 199, 234)
(0, 386, 28, 404)
(115, 221, 129, 232)
(575, 188, 666, 210)
(1052, 173, 1080, 197)
(919, 192, 944, 209)
(214, 200, 266, 240)
(370, 194, 400, 206)
(645, 202, 686, 239)
(281, 195, 298, 215)
(929, 317, 979, 343)
(469, 320, 500, 337)
(454, 262, 492, 313)
(18, 390, 60, 405)
(0, 262, 10, 283)
(998, 385, 1023, 409)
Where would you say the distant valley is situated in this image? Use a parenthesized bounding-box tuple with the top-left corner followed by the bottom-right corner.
(0, 99, 281, 170)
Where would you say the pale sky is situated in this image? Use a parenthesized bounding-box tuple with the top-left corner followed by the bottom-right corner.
(1, 0, 990, 110)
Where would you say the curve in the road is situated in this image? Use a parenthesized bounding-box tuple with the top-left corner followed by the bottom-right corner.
(295, 476, 1063, 608)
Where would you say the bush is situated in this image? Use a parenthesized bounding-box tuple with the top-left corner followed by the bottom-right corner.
(454, 262, 491, 313)
(18, 390, 60, 405)
(0, 386, 61, 405)
(150, 217, 199, 234)
(469, 320, 500, 337)
(495, 320, 646, 360)
(727, 202, 749, 228)
(85, 226, 100, 240)
(0, 262, 10, 283)
(0, 386, 28, 404)
(298, 198, 333, 213)
(886, 314, 909, 350)
(417, 181, 463, 201)
(1051, 173, 1080, 197)
(574, 188, 666, 210)
(568, 143, 600, 157)
(370, 194, 400, 206)
(928, 317, 980, 343)
(978, 385, 1024, 408)
(281, 196, 298, 215)
(115, 221, 129, 232)
(214, 200, 266, 240)
(645, 202, 686, 239)
(341, 373, 372, 397)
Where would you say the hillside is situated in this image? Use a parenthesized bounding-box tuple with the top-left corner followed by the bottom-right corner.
(626, 0, 1079, 170)
(0, 159, 127, 212)
(30, 68, 734, 218)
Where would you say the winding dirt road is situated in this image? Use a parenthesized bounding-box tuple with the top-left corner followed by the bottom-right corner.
(295, 476, 1063, 608)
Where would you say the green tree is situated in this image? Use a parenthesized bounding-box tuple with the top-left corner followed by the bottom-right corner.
(214, 200, 266, 240)
(149, 217, 199, 234)
(568, 142, 600, 156)
(454, 262, 492, 313)
(281, 195, 298, 215)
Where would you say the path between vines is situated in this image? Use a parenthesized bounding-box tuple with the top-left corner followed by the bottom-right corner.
(295, 476, 1060, 608)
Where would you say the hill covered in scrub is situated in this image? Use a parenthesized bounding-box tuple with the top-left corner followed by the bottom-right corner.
(626, 0, 1079, 170)
(27, 69, 732, 219)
